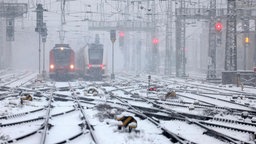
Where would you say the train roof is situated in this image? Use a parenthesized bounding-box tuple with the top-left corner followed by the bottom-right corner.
(54, 44, 70, 48)
(89, 43, 103, 49)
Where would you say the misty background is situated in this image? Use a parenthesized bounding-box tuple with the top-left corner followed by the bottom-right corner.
(1, 0, 255, 76)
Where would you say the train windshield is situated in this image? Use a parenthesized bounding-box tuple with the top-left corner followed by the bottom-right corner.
(53, 48, 71, 65)
(88, 48, 103, 64)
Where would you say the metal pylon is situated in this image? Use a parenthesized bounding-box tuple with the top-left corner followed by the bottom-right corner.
(58, 0, 75, 44)
(175, 0, 186, 77)
(225, 0, 237, 71)
(59, 0, 66, 44)
(0, 19, 3, 69)
(207, 0, 217, 79)
(124, 0, 130, 70)
(242, 10, 250, 70)
(151, 0, 158, 73)
(164, 0, 172, 75)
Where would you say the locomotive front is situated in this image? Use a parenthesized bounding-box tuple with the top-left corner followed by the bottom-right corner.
(49, 44, 75, 81)
(87, 43, 105, 80)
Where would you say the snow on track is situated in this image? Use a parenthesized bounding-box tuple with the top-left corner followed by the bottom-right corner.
(45, 111, 83, 144)
(84, 108, 171, 144)
(0, 121, 42, 142)
(5, 72, 37, 88)
(180, 92, 253, 111)
(160, 120, 226, 144)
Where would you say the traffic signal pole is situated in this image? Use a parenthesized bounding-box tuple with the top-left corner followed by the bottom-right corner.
(111, 41, 115, 79)
(42, 23, 47, 78)
(35, 4, 47, 77)
(110, 30, 116, 80)
(43, 38, 45, 75)
(35, 4, 44, 74)
(38, 30, 41, 74)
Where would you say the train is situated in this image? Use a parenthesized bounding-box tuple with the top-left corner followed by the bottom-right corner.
(77, 35, 108, 80)
(49, 44, 75, 81)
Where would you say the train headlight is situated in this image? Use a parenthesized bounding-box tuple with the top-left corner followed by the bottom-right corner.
(70, 64, 74, 69)
(50, 64, 54, 69)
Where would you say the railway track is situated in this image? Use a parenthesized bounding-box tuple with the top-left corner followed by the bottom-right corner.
(0, 94, 50, 143)
(69, 82, 99, 144)
(55, 83, 181, 143)
(1, 72, 256, 143)
(117, 74, 256, 117)
(0, 71, 37, 88)
(103, 78, 256, 143)
(107, 88, 242, 143)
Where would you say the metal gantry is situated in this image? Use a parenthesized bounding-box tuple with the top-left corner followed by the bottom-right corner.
(175, 0, 186, 77)
(207, 0, 217, 79)
(88, 0, 155, 73)
(175, 1, 256, 79)
(175, 5, 214, 78)
(225, 0, 237, 71)
(0, 3, 27, 68)
(164, 0, 172, 75)
(0, 3, 28, 41)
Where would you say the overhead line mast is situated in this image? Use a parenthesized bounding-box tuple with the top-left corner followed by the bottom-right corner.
(164, 0, 172, 75)
(207, 0, 217, 79)
(175, 0, 186, 77)
(225, 0, 237, 71)
(57, 0, 75, 44)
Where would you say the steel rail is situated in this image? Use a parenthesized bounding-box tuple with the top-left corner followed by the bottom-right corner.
(69, 82, 99, 144)
(40, 87, 54, 144)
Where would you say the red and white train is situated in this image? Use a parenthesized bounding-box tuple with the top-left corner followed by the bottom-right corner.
(49, 44, 75, 81)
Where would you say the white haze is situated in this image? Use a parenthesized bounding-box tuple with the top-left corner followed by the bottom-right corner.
(9, 0, 127, 73)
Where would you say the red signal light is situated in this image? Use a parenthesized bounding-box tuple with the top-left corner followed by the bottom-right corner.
(119, 31, 125, 37)
(100, 64, 104, 69)
(215, 22, 223, 32)
(88, 64, 92, 69)
(152, 38, 159, 44)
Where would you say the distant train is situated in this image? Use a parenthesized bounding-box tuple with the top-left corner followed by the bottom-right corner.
(49, 44, 75, 81)
(77, 35, 107, 80)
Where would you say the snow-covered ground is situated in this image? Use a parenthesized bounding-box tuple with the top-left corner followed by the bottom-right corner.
(1, 70, 256, 144)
